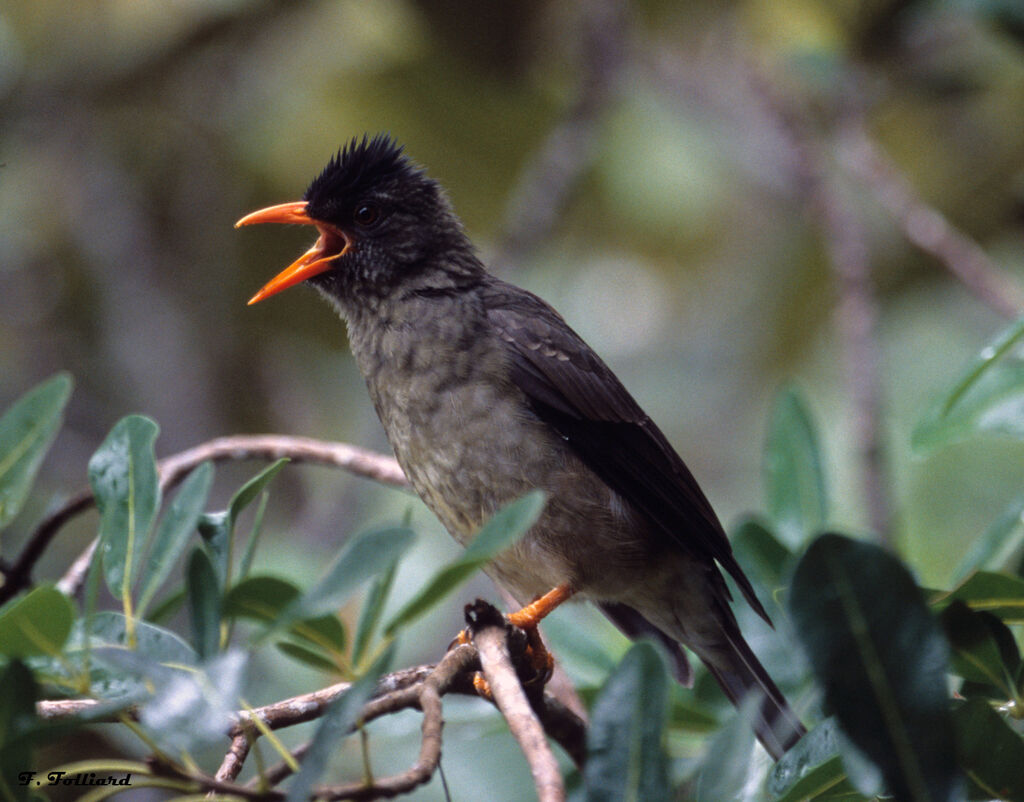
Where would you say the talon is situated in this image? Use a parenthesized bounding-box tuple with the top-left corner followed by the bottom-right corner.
(472, 672, 493, 700)
(448, 628, 472, 650)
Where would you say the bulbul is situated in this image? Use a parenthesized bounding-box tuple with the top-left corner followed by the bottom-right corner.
(237, 134, 805, 758)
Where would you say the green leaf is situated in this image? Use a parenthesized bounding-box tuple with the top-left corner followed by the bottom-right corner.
(88, 415, 161, 602)
(940, 601, 1020, 697)
(286, 644, 394, 802)
(732, 517, 793, 609)
(953, 697, 1024, 802)
(384, 491, 545, 635)
(223, 575, 346, 654)
(186, 547, 221, 660)
(769, 718, 851, 801)
(237, 491, 269, 580)
(275, 642, 337, 673)
(692, 695, 757, 802)
(352, 560, 398, 668)
(72, 611, 196, 665)
(583, 642, 671, 802)
(0, 585, 75, 658)
(789, 533, 961, 802)
(278, 524, 416, 637)
(763, 386, 828, 548)
(913, 315, 1024, 451)
(934, 570, 1024, 623)
(198, 459, 288, 586)
(136, 462, 213, 619)
(0, 660, 39, 802)
(772, 754, 863, 802)
(0, 372, 72, 531)
(138, 650, 247, 753)
(952, 496, 1024, 584)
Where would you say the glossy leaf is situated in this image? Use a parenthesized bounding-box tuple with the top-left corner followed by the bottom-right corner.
(954, 697, 1024, 801)
(384, 491, 545, 635)
(186, 547, 221, 660)
(223, 575, 346, 654)
(732, 517, 792, 609)
(935, 570, 1024, 623)
(0, 585, 75, 658)
(583, 642, 671, 801)
(88, 415, 161, 601)
(763, 387, 828, 548)
(940, 601, 1020, 697)
(952, 496, 1024, 584)
(769, 718, 848, 801)
(198, 458, 288, 585)
(352, 559, 398, 668)
(286, 644, 394, 802)
(237, 491, 269, 580)
(74, 611, 197, 665)
(136, 462, 213, 618)
(275, 524, 415, 637)
(790, 533, 961, 802)
(772, 754, 863, 802)
(0, 372, 72, 531)
(139, 650, 247, 754)
(913, 315, 1024, 451)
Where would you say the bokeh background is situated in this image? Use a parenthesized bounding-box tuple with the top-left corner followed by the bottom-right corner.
(2, 0, 1023, 798)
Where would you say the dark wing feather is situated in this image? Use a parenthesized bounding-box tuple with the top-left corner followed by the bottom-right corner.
(482, 279, 769, 624)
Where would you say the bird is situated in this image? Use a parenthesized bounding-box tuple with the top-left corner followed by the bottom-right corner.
(236, 134, 805, 759)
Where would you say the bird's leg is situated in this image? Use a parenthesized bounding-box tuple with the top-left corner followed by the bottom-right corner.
(507, 584, 575, 629)
(450, 584, 575, 698)
(507, 584, 575, 682)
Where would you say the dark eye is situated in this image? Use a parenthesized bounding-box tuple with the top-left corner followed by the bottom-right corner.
(354, 203, 381, 227)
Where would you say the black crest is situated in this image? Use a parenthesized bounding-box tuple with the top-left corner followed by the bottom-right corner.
(304, 134, 422, 210)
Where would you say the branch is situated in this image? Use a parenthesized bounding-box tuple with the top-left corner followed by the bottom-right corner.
(1, 434, 407, 604)
(838, 126, 1024, 319)
(493, 0, 627, 272)
(467, 601, 566, 802)
(38, 637, 587, 799)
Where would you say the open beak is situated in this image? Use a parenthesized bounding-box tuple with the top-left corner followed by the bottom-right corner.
(235, 201, 351, 305)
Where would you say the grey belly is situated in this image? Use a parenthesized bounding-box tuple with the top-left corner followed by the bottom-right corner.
(371, 374, 662, 602)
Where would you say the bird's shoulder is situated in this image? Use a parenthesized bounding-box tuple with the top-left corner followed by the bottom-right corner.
(479, 278, 644, 424)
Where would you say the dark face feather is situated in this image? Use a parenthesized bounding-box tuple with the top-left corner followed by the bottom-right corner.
(302, 134, 480, 303)
(238, 134, 484, 309)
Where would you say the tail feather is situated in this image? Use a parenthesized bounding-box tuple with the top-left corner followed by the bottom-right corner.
(702, 626, 806, 760)
(598, 601, 693, 686)
(598, 601, 805, 760)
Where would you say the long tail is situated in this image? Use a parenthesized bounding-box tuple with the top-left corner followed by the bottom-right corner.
(700, 624, 806, 760)
(599, 601, 805, 760)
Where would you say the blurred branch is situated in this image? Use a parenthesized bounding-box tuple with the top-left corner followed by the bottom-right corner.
(494, 0, 627, 271)
(745, 68, 892, 540)
(1, 434, 408, 605)
(838, 127, 1024, 318)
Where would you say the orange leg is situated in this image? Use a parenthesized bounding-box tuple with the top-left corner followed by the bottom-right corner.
(453, 584, 576, 697)
(507, 584, 575, 683)
(507, 584, 576, 629)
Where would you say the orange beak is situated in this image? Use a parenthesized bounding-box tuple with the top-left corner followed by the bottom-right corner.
(235, 201, 352, 305)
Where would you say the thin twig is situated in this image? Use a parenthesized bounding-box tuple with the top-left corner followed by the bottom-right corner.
(493, 0, 627, 272)
(839, 126, 1024, 319)
(2, 434, 407, 604)
(740, 62, 892, 540)
(468, 602, 565, 802)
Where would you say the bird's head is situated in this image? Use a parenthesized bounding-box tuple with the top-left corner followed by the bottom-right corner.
(237, 134, 479, 307)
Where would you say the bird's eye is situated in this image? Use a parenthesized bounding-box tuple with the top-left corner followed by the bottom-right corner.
(354, 203, 381, 227)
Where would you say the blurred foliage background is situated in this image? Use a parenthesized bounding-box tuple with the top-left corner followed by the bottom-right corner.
(1, 0, 1023, 797)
